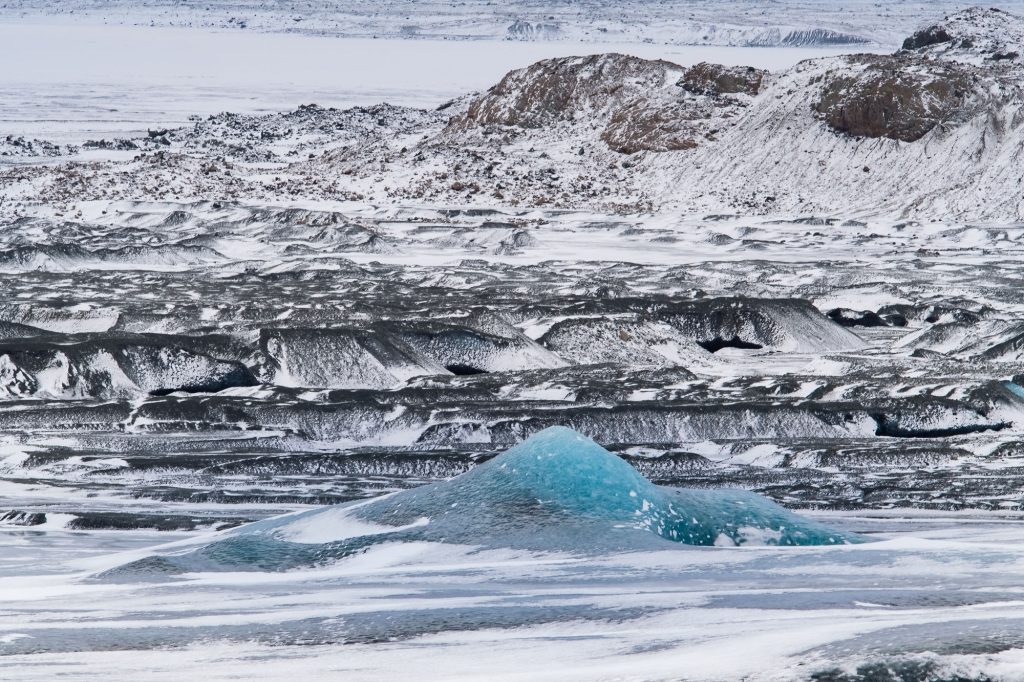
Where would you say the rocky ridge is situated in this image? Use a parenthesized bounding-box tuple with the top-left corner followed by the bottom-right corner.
(445, 54, 764, 154)
(5, 7, 1024, 220)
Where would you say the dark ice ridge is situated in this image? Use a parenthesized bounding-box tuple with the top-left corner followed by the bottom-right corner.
(2, 204, 1024, 523)
(0, 289, 862, 397)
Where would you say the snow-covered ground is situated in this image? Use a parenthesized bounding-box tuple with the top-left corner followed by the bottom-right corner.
(5, 511, 1024, 681)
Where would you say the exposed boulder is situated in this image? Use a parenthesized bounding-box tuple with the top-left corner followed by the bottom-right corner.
(13, 8, 1024, 219)
(812, 56, 974, 142)
(900, 7, 1024, 58)
(681, 62, 765, 96)
(901, 25, 954, 51)
(814, 8, 1024, 143)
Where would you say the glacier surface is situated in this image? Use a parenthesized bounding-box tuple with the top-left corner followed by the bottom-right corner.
(6, 5, 1024, 682)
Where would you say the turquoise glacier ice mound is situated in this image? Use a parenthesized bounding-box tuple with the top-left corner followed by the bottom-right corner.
(346, 426, 860, 548)
(103, 427, 861, 576)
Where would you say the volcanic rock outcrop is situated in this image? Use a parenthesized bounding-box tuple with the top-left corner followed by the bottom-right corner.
(811, 9, 1024, 143)
(7, 8, 1024, 220)
(446, 53, 765, 153)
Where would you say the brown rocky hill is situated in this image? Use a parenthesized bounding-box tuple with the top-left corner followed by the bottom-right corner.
(445, 53, 764, 154)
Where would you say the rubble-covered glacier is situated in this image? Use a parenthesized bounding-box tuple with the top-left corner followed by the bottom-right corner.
(6, 4, 1024, 682)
